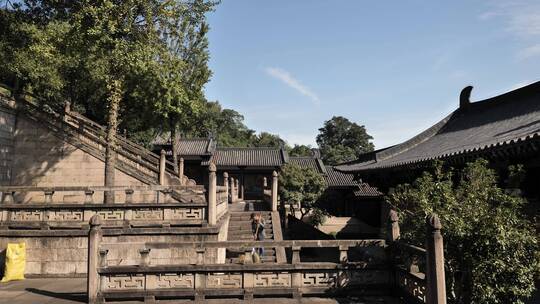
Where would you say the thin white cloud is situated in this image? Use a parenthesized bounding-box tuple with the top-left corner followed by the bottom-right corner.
(265, 67, 320, 105)
(516, 44, 540, 60)
(479, 1, 540, 61)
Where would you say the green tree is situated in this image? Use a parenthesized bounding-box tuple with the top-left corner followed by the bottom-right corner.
(252, 132, 286, 148)
(279, 163, 326, 226)
(387, 159, 539, 304)
(316, 116, 374, 165)
(288, 144, 314, 157)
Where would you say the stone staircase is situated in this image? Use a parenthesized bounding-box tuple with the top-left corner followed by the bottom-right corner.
(226, 201, 277, 263)
(0, 90, 204, 203)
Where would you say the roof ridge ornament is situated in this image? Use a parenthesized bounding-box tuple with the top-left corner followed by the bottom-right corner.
(459, 85, 473, 109)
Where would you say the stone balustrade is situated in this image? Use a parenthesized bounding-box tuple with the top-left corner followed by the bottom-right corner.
(87, 210, 447, 303)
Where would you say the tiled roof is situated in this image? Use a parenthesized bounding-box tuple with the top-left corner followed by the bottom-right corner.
(353, 184, 383, 197)
(202, 147, 287, 167)
(289, 157, 326, 174)
(337, 81, 540, 173)
(153, 136, 215, 156)
(324, 166, 358, 187)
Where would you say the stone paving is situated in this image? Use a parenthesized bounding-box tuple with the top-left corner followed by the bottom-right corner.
(0, 278, 399, 303)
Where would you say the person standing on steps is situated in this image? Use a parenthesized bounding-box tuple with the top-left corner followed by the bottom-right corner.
(251, 213, 265, 261)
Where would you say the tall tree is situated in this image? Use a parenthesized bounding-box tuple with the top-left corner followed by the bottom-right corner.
(316, 116, 374, 165)
(288, 144, 314, 157)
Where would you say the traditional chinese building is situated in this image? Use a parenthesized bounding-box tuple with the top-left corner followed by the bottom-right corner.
(336, 82, 540, 224)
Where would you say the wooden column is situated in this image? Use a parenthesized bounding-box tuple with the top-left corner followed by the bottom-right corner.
(87, 215, 102, 304)
(271, 171, 278, 212)
(208, 163, 217, 226)
(426, 214, 446, 304)
(159, 150, 166, 185)
(178, 157, 185, 185)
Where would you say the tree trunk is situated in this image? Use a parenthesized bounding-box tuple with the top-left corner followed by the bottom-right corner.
(104, 79, 122, 204)
(170, 118, 179, 173)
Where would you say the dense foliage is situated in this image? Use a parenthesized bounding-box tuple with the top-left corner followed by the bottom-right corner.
(386, 159, 539, 304)
(316, 116, 374, 165)
(288, 144, 314, 157)
(278, 163, 326, 226)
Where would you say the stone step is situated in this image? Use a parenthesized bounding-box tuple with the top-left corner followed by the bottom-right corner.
(227, 224, 273, 231)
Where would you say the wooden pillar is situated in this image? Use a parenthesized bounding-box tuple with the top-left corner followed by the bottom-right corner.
(271, 171, 278, 212)
(223, 172, 229, 203)
(87, 215, 102, 304)
(388, 209, 400, 242)
(208, 163, 217, 226)
(426, 214, 446, 304)
(178, 157, 185, 185)
(159, 150, 166, 185)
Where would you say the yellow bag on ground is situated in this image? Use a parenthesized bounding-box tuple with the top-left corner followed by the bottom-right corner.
(1, 242, 26, 283)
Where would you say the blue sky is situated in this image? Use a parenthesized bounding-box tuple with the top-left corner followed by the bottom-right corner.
(204, 0, 540, 148)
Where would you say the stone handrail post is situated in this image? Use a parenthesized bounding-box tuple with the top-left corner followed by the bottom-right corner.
(263, 177, 267, 189)
(291, 246, 301, 264)
(2, 191, 15, 204)
(84, 190, 94, 204)
(159, 150, 166, 185)
(178, 158, 185, 185)
(234, 179, 239, 201)
(161, 188, 172, 204)
(125, 189, 134, 204)
(223, 172, 229, 204)
(63, 101, 71, 123)
(229, 177, 235, 203)
(44, 189, 54, 204)
(207, 163, 217, 226)
(196, 248, 205, 265)
(388, 209, 400, 242)
(139, 248, 151, 266)
(339, 245, 349, 264)
(87, 215, 103, 304)
(271, 171, 278, 212)
(426, 214, 446, 304)
(99, 249, 108, 267)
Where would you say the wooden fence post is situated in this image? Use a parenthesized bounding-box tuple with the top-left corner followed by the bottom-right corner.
(87, 215, 102, 304)
(426, 214, 446, 304)
(271, 171, 278, 212)
(208, 163, 217, 226)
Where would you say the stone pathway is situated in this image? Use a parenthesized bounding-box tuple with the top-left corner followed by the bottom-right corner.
(0, 278, 399, 303)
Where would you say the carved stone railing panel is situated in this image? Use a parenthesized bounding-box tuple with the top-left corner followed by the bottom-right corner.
(396, 269, 426, 303)
(302, 271, 337, 288)
(147, 273, 195, 289)
(254, 272, 291, 288)
(1, 204, 207, 229)
(206, 273, 242, 289)
(104, 274, 146, 291)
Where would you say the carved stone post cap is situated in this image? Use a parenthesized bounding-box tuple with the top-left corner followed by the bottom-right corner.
(272, 171, 278, 177)
(160, 149, 166, 155)
(179, 157, 184, 162)
(125, 188, 134, 194)
(223, 172, 229, 178)
(84, 190, 95, 195)
(196, 248, 206, 253)
(139, 248, 151, 254)
(209, 162, 217, 172)
(99, 249, 109, 255)
(389, 209, 399, 222)
(426, 213, 442, 230)
(89, 215, 102, 227)
(44, 189, 55, 195)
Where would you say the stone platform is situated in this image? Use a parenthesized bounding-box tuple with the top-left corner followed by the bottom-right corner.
(0, 278, 399, 303)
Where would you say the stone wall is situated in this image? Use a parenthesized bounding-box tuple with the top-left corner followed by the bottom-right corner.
(0, 106, 15, 184)
(3, 107, 147, 202)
